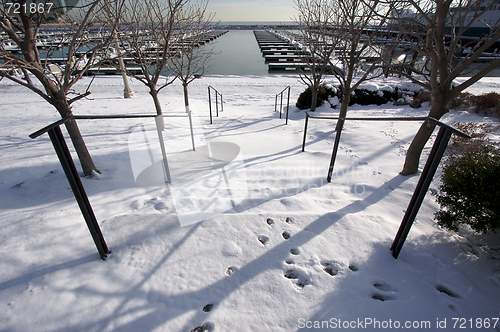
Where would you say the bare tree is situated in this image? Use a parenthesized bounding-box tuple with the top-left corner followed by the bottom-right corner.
(294, 0, 395, 114)
(295, 0, 395, 177)
(326, 0, 394, 124)
(111, 0, 190, 127)
(0, 0, 124, 176)
(389, 0, 500, 175)
(169, 0, 215, 113)
(294, 0, 337, 112)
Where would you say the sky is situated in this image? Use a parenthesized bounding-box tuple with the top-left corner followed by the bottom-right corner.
(206, 0, 297, 22)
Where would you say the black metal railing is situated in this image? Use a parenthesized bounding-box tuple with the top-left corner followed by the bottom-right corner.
(30, 112, 196, 260)
(301, 111, 471, 259)
(275, 86, 291, 125)
(208, 85, 223, 124)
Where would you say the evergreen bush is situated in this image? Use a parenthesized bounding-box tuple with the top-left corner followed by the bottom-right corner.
(435, 144, 500, 234)
(349, 88, 399, 106)
(296, 84, 336, 110)
(296, 85, 400, 110)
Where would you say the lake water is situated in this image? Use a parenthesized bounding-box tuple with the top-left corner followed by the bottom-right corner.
(39, 27, 500, 77)
(203, 30, 270, 76)
(204, 30, 500, 77)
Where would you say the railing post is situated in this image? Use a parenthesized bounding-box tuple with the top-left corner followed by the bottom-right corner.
(327, 118, 345, 183)
(48, 125, 110, 260)
(302, 112, 309, 152)
(275, 86, 290, 124)
(286, 86, 291, 125)
(391, 126, 452, 258)
(208, 86, 223, 123)
(280, 91, 283, 119)
(208, 86, 213, 125)
(215, 92, 219, 117)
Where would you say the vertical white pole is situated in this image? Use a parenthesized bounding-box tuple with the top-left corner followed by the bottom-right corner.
(188, 111, 195, 151)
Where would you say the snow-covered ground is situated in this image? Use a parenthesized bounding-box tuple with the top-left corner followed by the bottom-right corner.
(0, 74, 499, 332)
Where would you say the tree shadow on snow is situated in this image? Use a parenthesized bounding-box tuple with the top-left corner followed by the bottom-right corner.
(50, 174, 411, 332)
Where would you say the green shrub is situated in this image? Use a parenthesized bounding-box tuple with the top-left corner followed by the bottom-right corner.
(296, 84, 336, 110)
(435, 144, 500, 234)
(349, 88, 399, 106)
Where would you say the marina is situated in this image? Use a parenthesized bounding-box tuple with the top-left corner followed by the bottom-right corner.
(253, 30, 306, 72)
(253, 30, 340, 73)
(1, 29, 229, 76)
(3, 24, 500, 77)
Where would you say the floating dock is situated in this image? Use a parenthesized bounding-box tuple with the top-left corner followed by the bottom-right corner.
(3, 30, 228, 76)
(254, 30, 345, 74)
(254, 30, 304, 72)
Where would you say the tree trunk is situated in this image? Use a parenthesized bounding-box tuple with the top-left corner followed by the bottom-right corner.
(310, 85, 318, 112)
(149, 88, 165, 129)
(64, 119, 99, 176)
(400, 98, 448, 175)
(183, 83, 190, 113)
(149, 88, 163, 115)
(335, 90, 350, 131)
(400, 120, 437, 175)
(53, 98, 99, 176)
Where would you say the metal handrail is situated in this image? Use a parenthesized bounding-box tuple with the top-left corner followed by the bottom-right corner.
(208, 85, 223, 124)
(29, 112, 197, 260)
(300, 111, 471, 259)
(275, 86, 291, 125)
(30, 114, 160, 139)
(302, 112, 470, 152)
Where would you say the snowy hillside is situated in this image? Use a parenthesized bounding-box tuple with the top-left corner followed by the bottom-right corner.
(0, 75, 499, 331)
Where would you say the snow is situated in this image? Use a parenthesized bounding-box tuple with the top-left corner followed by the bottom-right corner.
(1, 74, 499, 332)
(357, 82, 379, 92)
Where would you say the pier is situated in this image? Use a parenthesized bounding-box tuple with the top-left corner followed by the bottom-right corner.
(254, 30, 343, 73)
(254, 30, 305, 72)
(1, 30, 228, 76)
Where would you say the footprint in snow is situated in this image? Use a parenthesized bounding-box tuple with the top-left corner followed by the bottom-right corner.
(258, 235, 269, 245)
(321, 261, 341, 276)
(225, 266, 238, 275)
(154, 201, 168, 211)
(284, 268, 311, 289)
(190, 321, 215, 332)
(436, 284, 461, 299)
(371, 282, 398, 302)
(282, 231, 291, 240)
(203, 303, 214, 312)
(266, 217, 275, 225)
(290, 247, 301, 255)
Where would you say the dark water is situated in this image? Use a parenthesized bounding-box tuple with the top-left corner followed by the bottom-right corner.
(203, 30, 270, 76)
